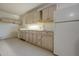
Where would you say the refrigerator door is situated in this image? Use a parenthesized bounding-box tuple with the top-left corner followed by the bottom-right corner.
(54, 21, 79, 56)
(55, 4, 79, 22)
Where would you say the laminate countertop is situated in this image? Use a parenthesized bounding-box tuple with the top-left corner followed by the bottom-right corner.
(19, 28, 53, 32)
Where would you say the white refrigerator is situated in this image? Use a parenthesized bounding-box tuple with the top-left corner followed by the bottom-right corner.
(54, 4, 79, 56)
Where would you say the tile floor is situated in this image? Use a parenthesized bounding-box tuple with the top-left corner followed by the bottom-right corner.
(0, 38, 53, 56)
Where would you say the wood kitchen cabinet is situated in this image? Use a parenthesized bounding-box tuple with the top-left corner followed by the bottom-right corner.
(36, 31, 42, 47)
(42, 31, 53, 51)
(42, 32, 48, 49)
(33, 11, 40, 23)
(25, 15, 29, 24)
(25, 11, 40, 24)
(29, 31, 33, 43)
(42, 5, 56, 22)
(25, 31, 29, 41)
(22, 4, 56, 24)
(18, 30, 21, 38)
(18, 30, 53, 52)
(47, 32, 54, 51)
(19, 31, 23, 39)
(42, 7, 49, 22)
(22, 31, 26, 40)
(32, 31, 37, 45)
(27, 13, 33, 24)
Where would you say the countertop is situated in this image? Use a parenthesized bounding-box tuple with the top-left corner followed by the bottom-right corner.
(19, 28, 53, 32)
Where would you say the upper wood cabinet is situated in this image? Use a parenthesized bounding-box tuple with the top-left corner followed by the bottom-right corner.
(42, 5, 56, 22)
(33, 11, 40, 23)
(23, 4, 56, 24)
(25, 11, 40, 24)
(42, 7, 49, 22)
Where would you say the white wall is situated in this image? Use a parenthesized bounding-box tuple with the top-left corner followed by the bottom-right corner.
(0, 22, 18, 39)
(54, 4, 79, 56)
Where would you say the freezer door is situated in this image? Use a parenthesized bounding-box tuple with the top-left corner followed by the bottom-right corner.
(55, 4, 79, 22)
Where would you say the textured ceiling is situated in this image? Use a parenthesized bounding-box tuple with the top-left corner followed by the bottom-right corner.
(0, 3, 42, 15)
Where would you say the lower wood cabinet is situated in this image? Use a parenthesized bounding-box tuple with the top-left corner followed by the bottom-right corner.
(32, 31, 37, 44)
(25, 31, 29, 41)
(42, 32, 53, 51)
(18, 30, 53, 52)
(22, 31, 26, 40)
(18, 30, 23, 39)
(36, 31, 42, 47)
(29, 31, 33, 43)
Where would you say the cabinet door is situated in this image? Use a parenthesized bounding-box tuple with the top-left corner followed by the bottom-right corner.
(29, 31, 33, 43)
(32, 31, 37, 45)
(42, 7, 49, 21)
(22, 31, 26, 40)
(20, 31, 23, 39)
(26, 13, 32, 24)
(49, 5, 56, 21)
(25, 15, 29, 24)
(18, 31, 21, 38)
(42, 5, 56, 22)
(30, 13, 33, 24)
(42, 32, 53, 51)
(28, 14, 31, 24)
(25, 31, 29, 41)
(46, 36, 53, 51)
(36, 31, 42, 47)
(41, 32, 47, 48)
(33, 11, 40, 23)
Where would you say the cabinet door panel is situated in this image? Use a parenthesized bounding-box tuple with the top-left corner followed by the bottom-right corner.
(36, 32, 42, 47)
(25, 31, 29, 41)
(32, 31, 37, 44)
(34, 12, 40, 23)
(46, 36, 53, 51)
(42, 32, 53, 51)
(42, 36, 46, 48)
(29, 31, 33, 43)
(25, 15, 29, 24)
(42, 32, 47, 48)
(20, 31, 23, 39)
(18, 31, 21, 38)
(48, 6, 55, 21)
(42, 8, 49, 21)
(22, 31, 26, 40)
